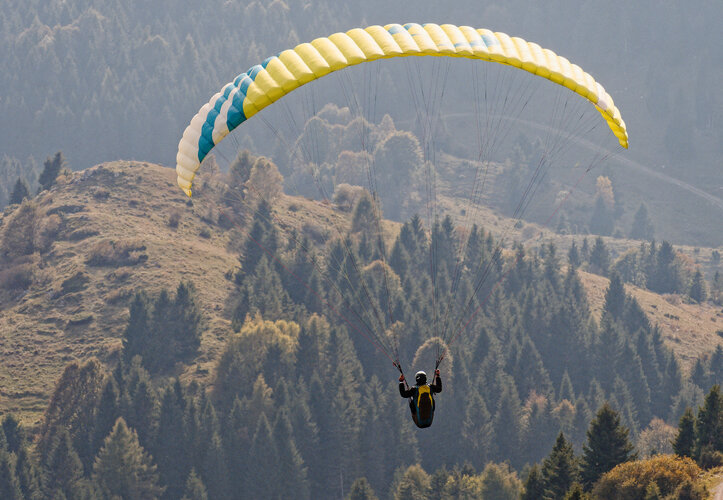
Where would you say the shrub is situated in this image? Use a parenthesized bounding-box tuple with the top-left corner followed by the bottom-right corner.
(245, 157, 283, 203)
(67, 229, 99, 241)
(106, 287, 131, 304)
(67, 313, 94, 327)
(92, 187, 110, 200)
(1, 199, 39, 257)
(332, 183, 364, 212)
(60, 271, 90, 295)
(0, 262, 34, 290)
(168, 210, 181, 228)
(302, 222, 327, 244)
(86, 240, 147, 267)
(592, 455, 706, 500)
(698, 447, 723, 469)
(36, 213, 62, 251)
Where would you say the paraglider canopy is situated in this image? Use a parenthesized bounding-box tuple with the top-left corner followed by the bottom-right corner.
(176, 22, 628, 197)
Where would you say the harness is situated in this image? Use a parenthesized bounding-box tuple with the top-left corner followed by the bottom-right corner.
(416, 384, 432, 409)
(411, 384, 435, 428)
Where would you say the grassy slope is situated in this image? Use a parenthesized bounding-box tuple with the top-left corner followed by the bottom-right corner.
(580, 271, 723, 370)
(0, 161, 720, 425)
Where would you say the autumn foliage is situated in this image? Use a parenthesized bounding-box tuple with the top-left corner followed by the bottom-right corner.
(591, 454, 707, 500)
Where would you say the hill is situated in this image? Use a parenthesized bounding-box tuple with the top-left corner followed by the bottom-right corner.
(0, 160, 720, 425)
(0, 162, 241, 423)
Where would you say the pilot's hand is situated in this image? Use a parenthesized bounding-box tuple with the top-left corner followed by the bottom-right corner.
(435, 369, 440, 376)
(399, 374, 405, 382)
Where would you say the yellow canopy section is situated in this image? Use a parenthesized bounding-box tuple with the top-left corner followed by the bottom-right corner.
(177, 23, 628, 196)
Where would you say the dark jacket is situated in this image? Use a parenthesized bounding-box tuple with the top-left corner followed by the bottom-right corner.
(399, 373, 442, 398)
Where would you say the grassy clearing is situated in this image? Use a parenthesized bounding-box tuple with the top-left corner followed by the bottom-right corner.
(579, 270, 723, 371)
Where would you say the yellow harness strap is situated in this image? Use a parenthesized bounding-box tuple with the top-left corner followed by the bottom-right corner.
(417, 384, 431, 408)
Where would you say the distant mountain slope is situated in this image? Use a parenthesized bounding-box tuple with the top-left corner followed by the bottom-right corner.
(580, 270, 723, 371)
(0, 161, 720, 425)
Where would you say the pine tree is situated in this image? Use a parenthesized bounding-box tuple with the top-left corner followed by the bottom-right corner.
(148, 288, 174, 371)
(629, 203, 654, 241)
(222, 398, 249, 493)
(580, 402, 637, 489)
(542, 433, 579, 500)
(170, 281, 202, 359)
(712, 271, 722, 305)
(248, 414, 278, 499)
(688, 269, 707, 303)
(347, 477, 379, 500)
(239, 198, 278, 279)
(356, 378, 382, 489)
(611, 376, 640, 436)
(693, 385, 723, 459)
(616, 339, 651, 422)
(662, 354, 684, 414)
(92, 377, 120, 457)
(594, 321, 622, 393)
(37, 152, 65, 192)
(122, 291, 152, 363)
(568, 241, 581, 269)
(351, 190, 377, 235)
(673, 407, 696, 458)
(154, 385, 188, 500)
(1, 415, 24, 454)
(0, 450, 22, 500)
(493, 383, 523, 467)
(92, 417, 163, 499)
(690, 358, 709, 390)
(15, 447, 41, 500)
(229, 149, 256, 188)
(709, 346, 723, 386)
(588, 237, 610, 276)
(242, 256, 290, 320)
(273, 410, 309, 500)
(564, 483, 591, 500)
(39, 358, 105, 471)
(559, 371, 576, 402)
(572, 397, 592, 450)
(43, 429, 85, 499)
(461, 389, 493, 467)
(589, 196, 614, 236)
(580, 238, 590, 262)
(521, 464, 546, 500)
(181, 468, 208, 500)
(124, 376, 158, 448)
(198, 432, 229, 500)
(650, 241, 683, 294)
(514, 338, 553, 400)
(602, 272, 626, 321)
(9, 177, 29, 205)
(523, 396, 560, 466)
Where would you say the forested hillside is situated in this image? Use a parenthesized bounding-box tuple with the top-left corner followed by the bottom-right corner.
(0, 158, 721, 499)
(1, 1, 722, 497)
(1, 0, 722, 244)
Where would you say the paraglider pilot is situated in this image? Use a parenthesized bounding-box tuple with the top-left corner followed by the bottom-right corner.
(399, 369, 442, 428)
